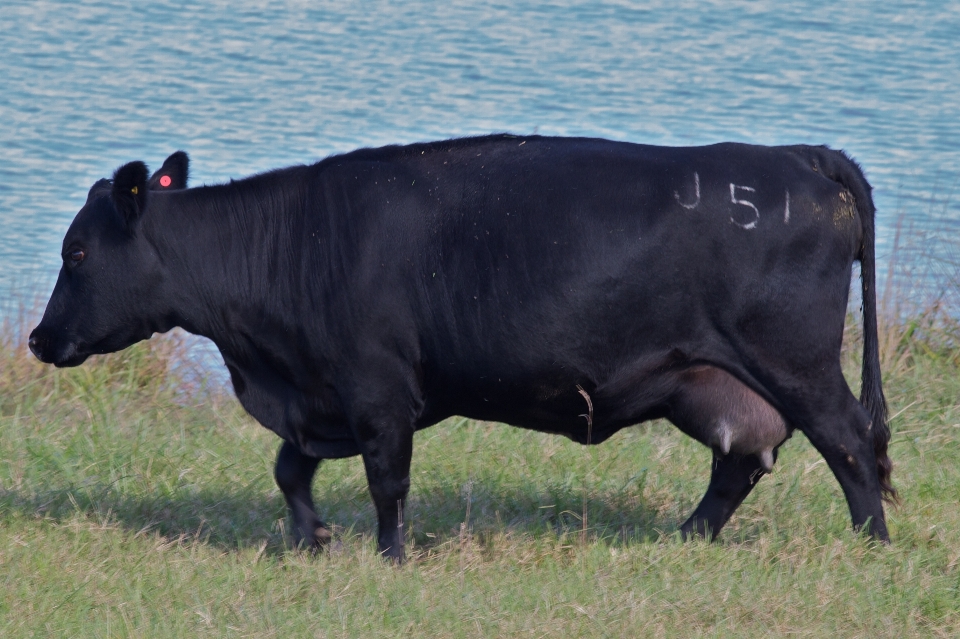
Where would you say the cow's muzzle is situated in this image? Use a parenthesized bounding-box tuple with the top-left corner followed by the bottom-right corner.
(27, 334, 43, 360)
(28, 327, 87, 367)
(27, 330, 52, 363)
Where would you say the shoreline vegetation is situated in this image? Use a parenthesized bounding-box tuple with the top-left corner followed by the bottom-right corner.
(2, 246, 960, 636)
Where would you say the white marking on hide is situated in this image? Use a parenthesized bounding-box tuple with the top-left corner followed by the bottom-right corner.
(674, 172, 700, 209)
(759, 449, 774, 473)
(783, 189, 790, 224)
(729, 184, 759, 230)
(716, 421, 731, 455)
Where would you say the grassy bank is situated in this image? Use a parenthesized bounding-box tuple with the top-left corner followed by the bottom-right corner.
(2, 311, 960, 637)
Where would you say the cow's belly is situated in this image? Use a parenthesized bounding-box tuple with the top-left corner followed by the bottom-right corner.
(419, 363, 676, 445)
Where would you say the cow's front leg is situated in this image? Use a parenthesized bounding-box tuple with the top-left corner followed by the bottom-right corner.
(352, 414, 415, 563)
(274, 441, 332, 549)
(680, 450, 770, 540)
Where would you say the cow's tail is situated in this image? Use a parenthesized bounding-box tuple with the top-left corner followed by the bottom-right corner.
(816, 147, 895, 502)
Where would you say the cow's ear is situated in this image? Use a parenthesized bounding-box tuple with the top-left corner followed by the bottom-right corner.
(86, 178, 111, 201)
(148, 151, 189, 191)
(112, 161, 149, 225)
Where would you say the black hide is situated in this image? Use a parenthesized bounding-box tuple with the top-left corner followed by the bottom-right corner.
(30, 136, 892, 559)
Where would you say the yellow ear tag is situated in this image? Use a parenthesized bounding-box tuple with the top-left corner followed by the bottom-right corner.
(131, 186, 139, 195)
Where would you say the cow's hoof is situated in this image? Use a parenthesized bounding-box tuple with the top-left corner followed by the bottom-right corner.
(378, 546, 405, 565)
(292, 524, 333, 553)
(315, 525, 333, 546)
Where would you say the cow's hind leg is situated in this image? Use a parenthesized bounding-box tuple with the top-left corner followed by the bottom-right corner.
(274, 441, 332, 549)
(798, 389, 889, 541)
(680, 451, 770, 540)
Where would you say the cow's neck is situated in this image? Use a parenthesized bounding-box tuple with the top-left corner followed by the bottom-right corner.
(148, 179, 333, 358)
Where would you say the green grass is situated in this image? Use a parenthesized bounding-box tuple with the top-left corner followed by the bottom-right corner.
(2, 316, 960, 638)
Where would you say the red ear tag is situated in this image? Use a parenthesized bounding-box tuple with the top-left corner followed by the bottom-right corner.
(159, 175, 172, 187)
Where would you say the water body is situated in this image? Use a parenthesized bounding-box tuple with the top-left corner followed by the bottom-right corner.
(3, 0, 959, 315)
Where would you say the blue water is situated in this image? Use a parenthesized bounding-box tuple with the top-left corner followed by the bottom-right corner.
(3, 0, 960, 312)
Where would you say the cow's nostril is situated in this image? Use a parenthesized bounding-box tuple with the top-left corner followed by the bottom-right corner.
(28, 336, 40, 357)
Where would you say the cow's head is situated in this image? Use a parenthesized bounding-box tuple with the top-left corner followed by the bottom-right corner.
(29, 152, 189, 366)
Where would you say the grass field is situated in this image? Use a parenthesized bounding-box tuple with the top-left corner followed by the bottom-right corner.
(2, 304, 960, 637)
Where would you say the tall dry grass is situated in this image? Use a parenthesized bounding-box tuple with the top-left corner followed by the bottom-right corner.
(0, 303, 203, 423)
(842, 214, 960, 380)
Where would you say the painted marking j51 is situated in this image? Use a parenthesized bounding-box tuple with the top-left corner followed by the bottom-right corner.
(676, 173, 791, 230)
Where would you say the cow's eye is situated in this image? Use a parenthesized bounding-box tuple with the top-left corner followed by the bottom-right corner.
(67, 248, 86, 266)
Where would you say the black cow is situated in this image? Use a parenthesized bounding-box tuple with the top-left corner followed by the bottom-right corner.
(29, 135, 894, 560)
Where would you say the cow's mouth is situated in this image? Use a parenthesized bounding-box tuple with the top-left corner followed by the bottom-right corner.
(54, 350, 91, 368)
